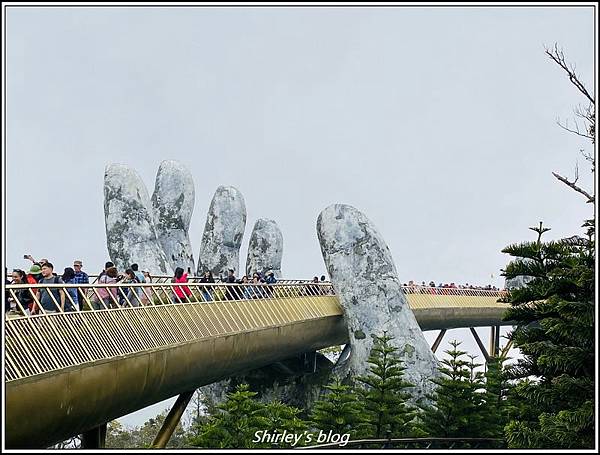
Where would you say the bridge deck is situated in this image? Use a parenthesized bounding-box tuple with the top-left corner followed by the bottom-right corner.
(4, 282, 509, 448)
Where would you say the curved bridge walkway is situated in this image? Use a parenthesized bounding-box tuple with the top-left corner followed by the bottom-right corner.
(5, 280, 510, 448)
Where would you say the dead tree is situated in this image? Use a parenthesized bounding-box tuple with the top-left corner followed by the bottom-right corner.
(545, 43, 595, 205)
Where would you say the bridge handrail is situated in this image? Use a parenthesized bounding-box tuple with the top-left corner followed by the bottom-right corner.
(5, 282, 335, 317)
(5, 281, 506, 319)
(85, 275, 506, 293)
(86, 275, 314, 285)
(9, 273, 506, 296)
(401, 286, 506, 297)
(4, 282, 345, 384)
(4, 280, 508, 385)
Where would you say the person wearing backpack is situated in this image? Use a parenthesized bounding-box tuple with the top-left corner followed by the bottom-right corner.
(37, 262, 66, 313)
(61, 267, 79, 311)
(120, 269, 141, 307)
(130, 263, 146, 303)
(94, 266, 118, 310)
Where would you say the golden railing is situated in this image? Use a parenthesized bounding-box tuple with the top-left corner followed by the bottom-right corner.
(5, 280, 504, 316)
(4, 282, 340, 382)
(87, 275, 317, 286)
(4, 280, 506, 383)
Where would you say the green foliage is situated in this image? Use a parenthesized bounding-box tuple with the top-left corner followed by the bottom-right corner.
(189, 384, 265, 448)
(189, 384, 307, 449)
(479, 356, 512, 440)
(309, 378, 368, 439)
(105, 421, 136, 448)
(257, 401, 308, 447)
(105, 411, 187, 449)
(417, 340, 486, 441)
(356, 332, 417, 438)
(501, 223, 595, 449)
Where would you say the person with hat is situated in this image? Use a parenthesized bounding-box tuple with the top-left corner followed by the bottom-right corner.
(27, 264, 43, 283)
(264, 271, 277, 297)
(72, 260, 89, 309)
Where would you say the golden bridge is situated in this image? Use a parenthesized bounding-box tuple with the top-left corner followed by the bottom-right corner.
(4, 279, 510, 448)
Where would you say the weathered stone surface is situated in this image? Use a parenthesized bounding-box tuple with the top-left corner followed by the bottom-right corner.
(200, 353, 335, 411)
(317, 204, 438, 400)
(245, 218, 283, 278)
(505, 275, 534, 290)
(104, 164, 172, 275)
(151, 160, 195, 273)
(197, 186, 247, 277)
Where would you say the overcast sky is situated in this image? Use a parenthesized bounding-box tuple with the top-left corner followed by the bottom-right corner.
(4, 5, 595, 428)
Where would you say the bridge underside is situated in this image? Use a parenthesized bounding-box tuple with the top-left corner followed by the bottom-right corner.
(6, 295, 510, 448)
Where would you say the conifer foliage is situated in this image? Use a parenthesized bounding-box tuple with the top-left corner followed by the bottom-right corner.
(501, 223, 595, 448)
(190, 384, 265, 448)
(498, 44, 595, 449)
(418, 340, 485, 441)
(190, 383, 305, 449)
(309, 378, 367, 439)
(479, 356, 511, 440)
(356, 332, 417, 438)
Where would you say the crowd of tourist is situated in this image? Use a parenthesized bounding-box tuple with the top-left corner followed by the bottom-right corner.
(401, 280, 504, 295)
(5, 256, 289, 314)
(5, 256, 162, 314)
(6, 255, 505, 315)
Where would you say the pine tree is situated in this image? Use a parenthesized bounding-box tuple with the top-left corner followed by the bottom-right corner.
(189, 383, 267, 448)
(501, 223, 595, 449)
(309, 378, 367, 440)
(256, 401, 308, 448)
(356, 332, 417, 439)
(478, 356, 511, 442)
(189, 383, 310, 449)
(499, 45, 595, 450)
(464, 354, 486, 436)
(417, 340, 486, 445)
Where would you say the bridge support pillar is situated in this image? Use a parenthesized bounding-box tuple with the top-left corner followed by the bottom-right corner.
(469, 327, 490, 363)
(151, 390, 194, 448)
(81, 423, 107, 449)
(431, 329, 447, 353)
(302, 351, 317, 373)
(489, 325, 501, 357)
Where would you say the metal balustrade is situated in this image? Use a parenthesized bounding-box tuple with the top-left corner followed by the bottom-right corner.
(85, 274, 315, 285)
(401, 285, 506, 297)
(4, 282, 340, 382)
(5, 279, 511, 449)
(5, 282, 335, 316)
(9, 271, 506, 294)
(5, 281, 505, 317)
(4, 281, 507, 382)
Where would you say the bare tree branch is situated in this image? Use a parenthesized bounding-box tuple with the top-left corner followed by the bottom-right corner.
(552, 172, 594, 203)
(581, 150, 594, 169)
(546, 43, 595, 104)
(545, 43, 595, 206)
(556, 119, 594, 140)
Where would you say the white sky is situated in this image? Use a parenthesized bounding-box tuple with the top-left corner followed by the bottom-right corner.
(3, 5, 595, 429)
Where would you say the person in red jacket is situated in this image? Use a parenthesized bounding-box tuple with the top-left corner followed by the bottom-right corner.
(25, 264, 43, 314)
(172, 267, 192, 303)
